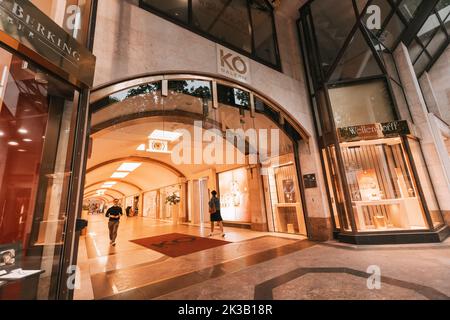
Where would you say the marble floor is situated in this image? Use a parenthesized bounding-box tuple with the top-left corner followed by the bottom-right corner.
(75, 215, 450, 300)
(74, 214, 306, 300)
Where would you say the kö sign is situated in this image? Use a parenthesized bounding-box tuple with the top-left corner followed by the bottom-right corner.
(217, 45, 251, 84)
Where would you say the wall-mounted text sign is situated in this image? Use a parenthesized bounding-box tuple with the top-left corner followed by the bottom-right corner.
(217, 44, 251, 84)
(338, 120, 410, 142)
(0, 0, 95, 87)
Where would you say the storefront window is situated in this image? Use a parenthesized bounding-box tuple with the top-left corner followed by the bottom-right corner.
(322, 149, 341, 230)
(0, 48, 78, 299)
(326, 146, 353, 231)
(339, 138, 428, 232)
(30, 0, 93, 45)
(218, 168, 251, 222)
(264, 154, 307, 235)
(328, 80, 396, 129)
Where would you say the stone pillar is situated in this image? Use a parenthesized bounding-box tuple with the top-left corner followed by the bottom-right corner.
(139, 192, 144, 217)
(298, 139, 333, 241)
(419, 72, 443, 117)
(394, 43, 450, 224)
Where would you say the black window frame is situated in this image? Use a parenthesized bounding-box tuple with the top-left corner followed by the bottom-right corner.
(139, 0, 282, 71)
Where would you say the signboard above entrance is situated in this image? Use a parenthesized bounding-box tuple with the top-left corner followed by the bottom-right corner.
(0, 0, 95, 88)
(217, 44, 251, 84)
(338, 120, 411, 142)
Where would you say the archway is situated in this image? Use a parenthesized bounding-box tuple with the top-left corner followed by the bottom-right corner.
(85, 73, 311, 237)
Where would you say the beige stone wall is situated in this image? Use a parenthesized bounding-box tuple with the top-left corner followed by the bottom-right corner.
(91, 0, 331, 230)
(395, 44, 450, 214)
(427, 46, 450, 124)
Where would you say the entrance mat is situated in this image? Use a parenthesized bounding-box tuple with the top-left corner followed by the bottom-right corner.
(130, 233, 230, 258)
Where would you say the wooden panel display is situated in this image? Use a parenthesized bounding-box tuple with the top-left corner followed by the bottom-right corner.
(340, 142, 418, 230)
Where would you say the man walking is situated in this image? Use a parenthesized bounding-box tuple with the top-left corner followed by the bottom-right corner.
(106, 199, 123, 246)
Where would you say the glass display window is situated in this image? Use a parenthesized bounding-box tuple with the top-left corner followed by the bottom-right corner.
(263, 154, 307, 236)
(0, 47, 78, 299)
(218, 167, 251, 223)
(339, 137, 428, 232)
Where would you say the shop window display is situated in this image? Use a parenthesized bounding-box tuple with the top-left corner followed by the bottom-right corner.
(218, 168, 250, 223)
(264, 154, 307, 236)
(340, 138, 428, 232)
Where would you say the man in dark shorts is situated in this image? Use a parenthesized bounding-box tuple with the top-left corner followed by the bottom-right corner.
(209, 190, 225, 237)
(106, 199, 123, 246)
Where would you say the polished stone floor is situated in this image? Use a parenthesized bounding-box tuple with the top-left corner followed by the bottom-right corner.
(74, 215, 450, 300)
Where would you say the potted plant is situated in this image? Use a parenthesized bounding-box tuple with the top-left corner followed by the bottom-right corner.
(165, 193, 181, 223)
(165, 193, 180, 206)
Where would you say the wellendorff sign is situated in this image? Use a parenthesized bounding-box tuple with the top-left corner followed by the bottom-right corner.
(338, 120, 410, 142)
(0, 0, 95, 87)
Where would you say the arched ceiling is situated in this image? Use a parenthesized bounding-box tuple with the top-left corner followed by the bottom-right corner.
(85, 115, 296, 198)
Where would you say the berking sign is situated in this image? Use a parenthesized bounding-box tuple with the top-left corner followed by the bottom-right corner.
(217, 44, 251, 84)
(0, 0, 95, 87)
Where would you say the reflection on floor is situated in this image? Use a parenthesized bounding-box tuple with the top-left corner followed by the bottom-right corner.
(75, 215, 450, 300)
(74, 215, 306, 300)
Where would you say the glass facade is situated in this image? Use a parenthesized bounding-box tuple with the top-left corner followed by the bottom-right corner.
(407, 0, 450, 75)
(339, 138, 428, 232)
(0, 47, 79, 299)
(139, 0, 280, 68)
(298, 0, 446, 241)
(30, 0, 95, 45)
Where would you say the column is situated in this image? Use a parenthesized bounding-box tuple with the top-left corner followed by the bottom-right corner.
(394, 43, 450, 225)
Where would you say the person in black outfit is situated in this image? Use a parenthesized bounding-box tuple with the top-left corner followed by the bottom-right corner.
(208, 190, 225, 237)
(106, 199, 123, 246)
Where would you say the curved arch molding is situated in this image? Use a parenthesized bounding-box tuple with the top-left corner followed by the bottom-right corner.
(89, 72, 310, 142)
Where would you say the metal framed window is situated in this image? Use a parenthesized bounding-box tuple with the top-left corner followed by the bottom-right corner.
(138, 0, 282, 71)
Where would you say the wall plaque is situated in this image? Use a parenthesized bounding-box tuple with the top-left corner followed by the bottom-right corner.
(303, 174, 317, 189)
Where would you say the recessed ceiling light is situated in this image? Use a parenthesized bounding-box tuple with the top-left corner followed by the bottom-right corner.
(0, 131, 4, 137)
(8, 141, 19, 146)
(18, 149, 26, 152)
(23, 138, 32, 142)
(102, 182, 117, 188)
(149, 130, 182, 142)
(117, 162, 142, 172)
(111, 172, 129, 179)
(18, 128, 28, 134)
(136, 144, 146, 151)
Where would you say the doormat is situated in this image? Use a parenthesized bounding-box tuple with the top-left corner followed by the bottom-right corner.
(130, 233, 230, 258)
